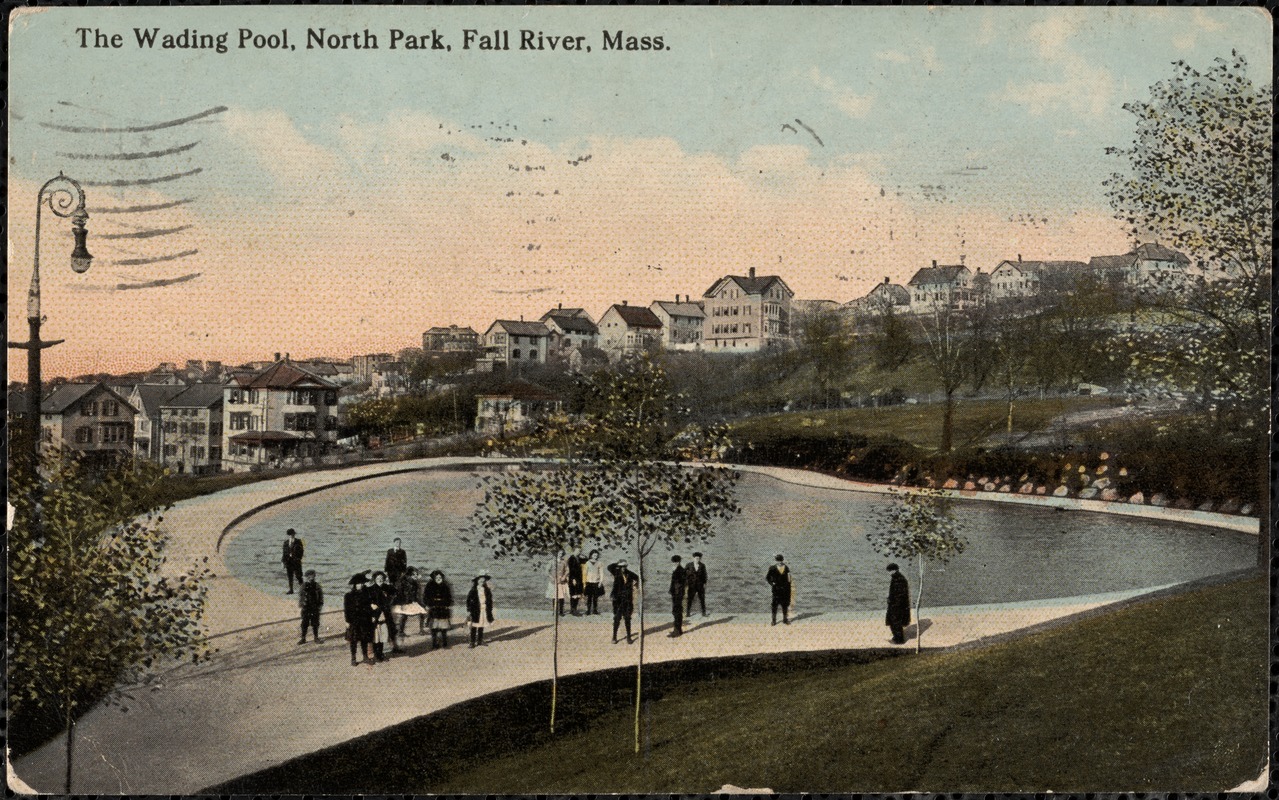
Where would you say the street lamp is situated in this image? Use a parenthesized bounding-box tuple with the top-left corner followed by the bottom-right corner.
(9, 172, 93, 474)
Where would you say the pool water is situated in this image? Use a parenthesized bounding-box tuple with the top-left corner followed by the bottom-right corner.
(223, 467, 1256, 616)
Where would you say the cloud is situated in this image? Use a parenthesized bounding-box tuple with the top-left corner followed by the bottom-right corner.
(220, 107, 345, 183)
(1173, 9, 1229, 50)
(875, 46, 942, 72)
(876, 50, 910, 64)
(808, 66, 876, 118)
(992, 15, 1115, 117)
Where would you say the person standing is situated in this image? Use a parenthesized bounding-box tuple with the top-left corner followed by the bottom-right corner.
(393, 566, 427, 637)
(567, 551, 585, 616)
(548, 551, 570, 616)
(583, 550, 606, 615)
(668, 555, 687, 637)
(886, 563, 912, 645)
(384, 537, 409, 586)
(298, 569, 324, 644)
(685, 552, 708, 617)
(466, 574, 494, 648)
(370, 571, 400, 659)
(766, 554, 793, 625)
(607, 559, 639, 644)
(424, 570, 454, 649)
(344, 572, 375, 666)
(281, 528, 304, 594)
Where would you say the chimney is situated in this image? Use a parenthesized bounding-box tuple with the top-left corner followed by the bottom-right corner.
(959, 254, 965, 265)
(520, 314, 524, 321)
(558, 302, 562, 309)
(285, 352, 290, 361)
(884, 276, 890, 284)
(931, 260, 937, 269)
(749, 267, 756, 279)
(1018, 253, 1022, 262)
(274, 352, 281, 362)
(622, 300, 628, 306)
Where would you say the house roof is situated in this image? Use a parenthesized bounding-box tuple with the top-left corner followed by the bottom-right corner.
(545, 314, 599, 334)
(1087, 254, 1136, 272)
(8, 390, 33, 416)
(230, 430, 300, 443)
(477, 379, 561, 402)
(607, 305, 663, 329)
(164, 383, 225, 409)
(424, 325, 479, 336)
(133, 384, 188, 416)
(540, 307, 593, 322)
(907, 265, 970, 286)
(233, 360, 339, 390)
(869, 283, 911, 304)
(41, 383, 135, 414)
(650, 300, 706, 319)
(702, 274, 794, 299)
(488, 319, 551, 337)
(1132, 243, 1190, 264)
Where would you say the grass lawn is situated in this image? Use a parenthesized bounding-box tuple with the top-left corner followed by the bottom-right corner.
(729, 395, 1119, 452)
(208, 573, 1266, 794)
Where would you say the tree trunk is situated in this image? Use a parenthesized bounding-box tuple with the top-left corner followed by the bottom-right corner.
(941, 390, 957, 453)
(550, 583, 559, 734)
(64, 693, 74, 793)
(915, 559, 925, 654)
(634, 539, 645, 755)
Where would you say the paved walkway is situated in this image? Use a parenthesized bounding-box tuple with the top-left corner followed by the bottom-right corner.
(7, 458, 1256, 794)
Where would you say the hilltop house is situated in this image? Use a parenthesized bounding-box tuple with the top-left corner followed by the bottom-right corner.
(1088, 242, 1192, 289)
(843, 277, 910, 315)
(907, 262, 980, 313)
(989, 256, 1091, 301)
(598, 303, 663, 359)
(702, 268, 794, 351)
(40, 383, 137, 469)
(481, 319, 553, 368)
(540, 306, 600, 357)
(423, 325, 481, 353)
(650, 296, 705, 350)
(221, 359, 340, 472)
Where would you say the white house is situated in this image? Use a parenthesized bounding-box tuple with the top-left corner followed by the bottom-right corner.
(702, 268, 794, 351)
(649, 296, 705, 350)
(598, 303, 664, 359)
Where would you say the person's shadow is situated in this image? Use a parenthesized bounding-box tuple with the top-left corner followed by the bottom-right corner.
(789, 611, 823, 623)
(905, 619, 933, 641)
(689, 615, 736, 632)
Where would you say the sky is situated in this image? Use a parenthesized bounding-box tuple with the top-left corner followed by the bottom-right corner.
(7, 6, 1271, 380)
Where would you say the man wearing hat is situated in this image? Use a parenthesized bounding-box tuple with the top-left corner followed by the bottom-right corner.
(344, 572, 375, 665)
(298, 569, 324, 644)
(766, 554, 793, 625)
(607, 559, 639, 644)
(668, 555, 687, 637)
(281, 528, 305, 594)
(685, 552, 708, 617)
(885, 563, 911, 645)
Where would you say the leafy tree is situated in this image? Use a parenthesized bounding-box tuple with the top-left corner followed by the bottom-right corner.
(865, 304, 914, 373)
(8, 452, 213, 791)
(1104, 52, 1270, 426)
(798, 307, 854, 408)
(867, 488, 967, 653)
(464, 463, 607, 734)
(915, 306, 969, 452)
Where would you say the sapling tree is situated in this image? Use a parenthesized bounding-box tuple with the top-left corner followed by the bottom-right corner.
(868, 487, 968, 652)
(8, 450, 213, 792)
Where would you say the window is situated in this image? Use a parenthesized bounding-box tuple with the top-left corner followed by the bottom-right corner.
(164, 420, 178, 434)
(211, 421, 223, 436)
(102, 400, 120, 416)
(325, 416, 338, 431)
(191, 446, 206, 459)
(75, 426, 94, 444)
(229, 412, 253, 431)
(229, 389, 244, 404)
(324, 391, 337, 405)
(512, 349, 521, 360)
(529, 349, 539, 361)
(81, 401, 98, 416)
(164, 444, 178, 457)
(289, 390, 317, 405)
(101, 424, 129, 443)
(180, 422, 190, 435)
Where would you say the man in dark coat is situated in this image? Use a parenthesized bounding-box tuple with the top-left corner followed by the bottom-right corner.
(886, 563, 911, 645)
(343, 573, 374, 666)
(371, 571, 401, 658)
(607, 559, 639, 644)
(567, 551, 585, 616)
(384, 537, 409, 586)
(281, 528, 304, 594)
(668, 555, 687, 637)
(465, 575, 495, 648)
(298, 569, 324, 644)
(685, 552, 708, 617)
(766, 554, 793, 625)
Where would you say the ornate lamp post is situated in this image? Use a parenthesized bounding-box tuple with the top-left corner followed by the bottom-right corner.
(9, 172, 93, 475)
